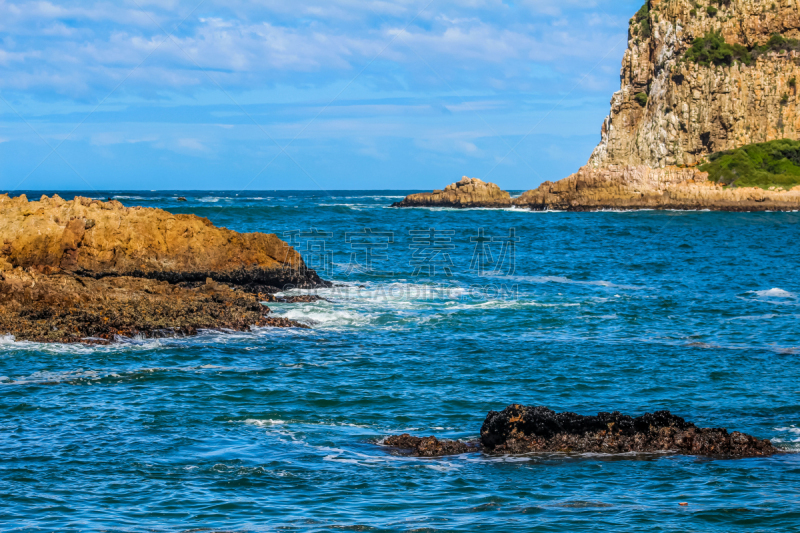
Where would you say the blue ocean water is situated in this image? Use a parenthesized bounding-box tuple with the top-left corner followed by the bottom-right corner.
(2, 191, 800, 532)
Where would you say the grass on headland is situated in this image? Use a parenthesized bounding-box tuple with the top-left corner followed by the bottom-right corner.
(699, 139, 800, 189)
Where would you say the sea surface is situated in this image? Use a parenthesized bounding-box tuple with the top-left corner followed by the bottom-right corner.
(2, 191, 800, 532)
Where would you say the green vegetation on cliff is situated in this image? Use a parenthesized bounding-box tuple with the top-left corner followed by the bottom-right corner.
(683, 31, 800, 67)
(683, 31, 752, 66)
(700, 140, 800, 189)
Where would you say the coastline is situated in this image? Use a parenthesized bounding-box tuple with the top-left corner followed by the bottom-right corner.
(391, 167, 800, 212)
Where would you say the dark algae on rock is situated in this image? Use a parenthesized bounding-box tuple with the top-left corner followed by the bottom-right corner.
(383, 405, 779, 458)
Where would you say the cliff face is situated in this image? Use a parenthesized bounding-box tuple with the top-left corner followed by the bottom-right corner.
(590, 0, 800, 168)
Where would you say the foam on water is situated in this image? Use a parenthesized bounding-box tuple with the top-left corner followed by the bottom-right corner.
(754, 288, 797, 298)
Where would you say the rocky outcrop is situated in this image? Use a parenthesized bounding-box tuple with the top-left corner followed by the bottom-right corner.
(391, 177, 512, 208)
(0, 194, 325, 343)
(515, 165, 800, 211)
(382, 405, 779, 458)
(0, 194, 326, 292)
(591, 0, 800, 168)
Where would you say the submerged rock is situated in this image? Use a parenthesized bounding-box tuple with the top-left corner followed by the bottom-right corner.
(382, 405, 779, 458)
(391, 177, 512, 208)
(383, 434, 479, 456)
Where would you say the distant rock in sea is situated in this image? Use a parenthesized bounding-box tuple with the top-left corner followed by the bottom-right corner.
(391, 176, 512, 208)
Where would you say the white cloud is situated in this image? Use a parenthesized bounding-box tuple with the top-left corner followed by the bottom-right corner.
(0, 0, 631, 93)
(177, 137, 207, 151)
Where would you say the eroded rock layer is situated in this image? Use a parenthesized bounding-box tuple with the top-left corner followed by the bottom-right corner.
(0, 270, 305, 344)
(383, 405, 778, 458)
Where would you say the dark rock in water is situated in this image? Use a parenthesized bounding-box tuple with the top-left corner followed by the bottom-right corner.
(480, 405, 778, 457)
(382, 405, 779, 458)
(177, 197, 188, 202)
(383, 434, 479, 456)
(0, 270, 308, 344)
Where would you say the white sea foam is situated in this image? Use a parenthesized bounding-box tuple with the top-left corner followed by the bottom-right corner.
(244, 419, 285, 426)
(498, 275, 648, 290)
(754, 288, 797, 298)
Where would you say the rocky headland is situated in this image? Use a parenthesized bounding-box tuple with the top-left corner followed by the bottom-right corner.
(383, 404, 779, 458)
(0, 194, 327, 343)
(393, 0, 800, 211)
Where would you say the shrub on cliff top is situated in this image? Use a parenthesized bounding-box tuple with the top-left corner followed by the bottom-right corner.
(700, 139, 800, 189)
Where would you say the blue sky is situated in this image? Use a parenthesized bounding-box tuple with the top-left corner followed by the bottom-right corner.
(0, 0, 643, 191)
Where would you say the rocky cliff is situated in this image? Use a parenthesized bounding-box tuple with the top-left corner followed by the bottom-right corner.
(393, 0, 800, 211)
(0, 194, 326, 343)
(591, 0, 800, 168)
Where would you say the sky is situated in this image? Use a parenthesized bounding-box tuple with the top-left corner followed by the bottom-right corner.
(0, 0, 643, 191)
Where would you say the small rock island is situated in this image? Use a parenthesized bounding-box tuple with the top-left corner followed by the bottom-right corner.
(0, 194, 327, 343)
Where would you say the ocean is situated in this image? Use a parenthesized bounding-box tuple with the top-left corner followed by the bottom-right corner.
(2, 191, 799, 532)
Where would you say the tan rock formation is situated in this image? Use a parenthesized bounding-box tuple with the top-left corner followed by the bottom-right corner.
(0, 194, 325, 291)
(0, 194, 325, 343)
(391, 177, 512, 208)
(591, 0, 800, 168)
(515, 165, 800, 211)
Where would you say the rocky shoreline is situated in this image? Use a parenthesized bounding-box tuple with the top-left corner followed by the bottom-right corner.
(0, 194, 327, 344)
(392, 169, 800, 211)
(383, 405, 780, 458)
